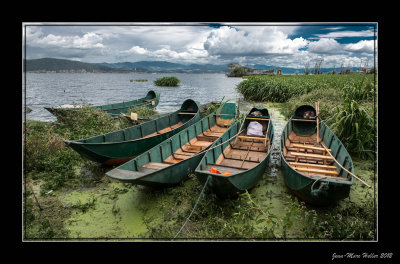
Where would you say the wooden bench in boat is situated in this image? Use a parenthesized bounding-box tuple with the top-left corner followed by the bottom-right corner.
(288, 152, 334, 164)
(178, 112, 197, 115)
(291, 143, 331, 152)
(295, 167, 339, 176)
(245, 117, 270, 121)
(288, 162, 337, 170)
(237, 135, 266, 141)
(142, 162, 171, 170)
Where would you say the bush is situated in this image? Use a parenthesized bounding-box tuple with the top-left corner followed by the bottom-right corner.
(154, 76, 180, 86)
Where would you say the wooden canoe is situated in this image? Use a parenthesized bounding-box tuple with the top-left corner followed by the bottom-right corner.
(195, 107, 274, 198)
(280, 105, 354, 205)
(45, 90, 160, 118)
(64, 99, 200, 165)
(105, 102, 238, 187)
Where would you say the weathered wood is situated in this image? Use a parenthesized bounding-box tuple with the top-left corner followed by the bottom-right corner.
(291, 143, 331, 152)
(238, 135, 265, 141)
(288, 162, 337, 170)
(178, 112, 197, 115)
(291, 118, 317, 122)
(246, 117, 270, 121)
(295, 167, 339, 176)
(289, 152, 333, 160)
(142, 162, 172, 170)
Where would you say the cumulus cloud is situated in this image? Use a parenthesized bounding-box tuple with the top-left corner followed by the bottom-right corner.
(26, 27, 105, 49)
(307, 38, 342, 54)
(203, 26, 308, 56)
(343, 40, 375, 53)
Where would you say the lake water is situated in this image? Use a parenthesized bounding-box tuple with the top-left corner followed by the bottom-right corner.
(24, 73, 243, 122)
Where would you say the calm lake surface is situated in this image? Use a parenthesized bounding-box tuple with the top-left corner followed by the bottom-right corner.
(24, 73, 243, 122)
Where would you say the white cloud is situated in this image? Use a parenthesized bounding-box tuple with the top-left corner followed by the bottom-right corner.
(307, 38, 342, 54)
(343, 40, 375, 53)
(313, 29, 375, 39)
(124, 45, 148, 55)
(203, 26, 308, 56)
(26, 27, 105, 49)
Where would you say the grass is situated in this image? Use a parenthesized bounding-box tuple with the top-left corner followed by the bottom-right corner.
(154, 76, 180, 86)
(236, 73, 377, 160)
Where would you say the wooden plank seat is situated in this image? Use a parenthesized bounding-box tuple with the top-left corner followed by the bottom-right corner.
(237, 135, 266, 141)
(229, 145, 268, 153)
(291, 143, 331, 152)
(196, 135, 218, 142)
(245, 117, 270, 121)
(285, 156, 334, 165)
(288, 151, 334, 165)
(288, 162, 337, 170)
(183, 145, 203, 152)
(178, 112, 197, 115)
(142, 162, 171, 170)
(295, 167, 339, 176)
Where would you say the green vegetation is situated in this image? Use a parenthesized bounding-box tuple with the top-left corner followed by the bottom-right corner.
(236, 74, 376, 160)
(127, 105, 157, 118)
(154, 76, 180, 86)
(130, 79, 148, 82)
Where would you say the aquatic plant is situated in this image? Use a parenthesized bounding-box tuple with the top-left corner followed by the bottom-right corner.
(127, 105, 157, 118)
(236, 74, 375, 103)
(154, 76, 180, 86)
(327, 100, 376, 160)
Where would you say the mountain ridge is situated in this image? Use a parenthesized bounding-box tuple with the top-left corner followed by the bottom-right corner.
(25, 58, 363, 74)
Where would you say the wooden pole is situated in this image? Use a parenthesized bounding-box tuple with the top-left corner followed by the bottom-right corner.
(264, 118, 271, 147)
(27, 181, 42, 211)
(321, 143, 371, 188)
(315, 101, 319, 146)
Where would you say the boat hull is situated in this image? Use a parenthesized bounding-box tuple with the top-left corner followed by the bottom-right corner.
(45, 90, 160, 118)
(195, 107, 274, 198)
(65, 99, 200, 165)
(280, 105, 354, 206)
(106, 103, 238, 187)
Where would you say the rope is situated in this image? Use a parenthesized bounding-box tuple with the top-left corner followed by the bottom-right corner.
(172, 175, 211, 240)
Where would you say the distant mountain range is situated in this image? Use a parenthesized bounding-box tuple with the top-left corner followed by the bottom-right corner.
(25, 58, 363, 74)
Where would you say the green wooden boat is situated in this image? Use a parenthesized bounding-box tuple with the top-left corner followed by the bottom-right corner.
(195, 107, 274, 198)
(280, 105, 354, 206)
(64, 99, 200, 165)
(105, 102, 238, 187)
(45, 90, 160, 118)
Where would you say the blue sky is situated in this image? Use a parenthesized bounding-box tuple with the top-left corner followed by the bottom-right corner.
(23, 22, 377, 69)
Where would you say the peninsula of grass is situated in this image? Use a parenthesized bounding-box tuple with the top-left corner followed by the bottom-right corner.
(154, 76, 180, 87)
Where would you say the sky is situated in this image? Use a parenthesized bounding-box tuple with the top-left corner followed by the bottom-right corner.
(23, 22, 378, 69)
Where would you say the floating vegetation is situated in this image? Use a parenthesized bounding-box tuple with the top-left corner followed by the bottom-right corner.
(154, 76, 180, 86)
(130, 79, 148, 82)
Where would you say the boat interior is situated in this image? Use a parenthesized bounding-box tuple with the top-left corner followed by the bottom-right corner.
(137, 115, 235, 173)
(283, 106, 348, 180)
(203, 113, 271, 175)
(79, 100, 198, 144)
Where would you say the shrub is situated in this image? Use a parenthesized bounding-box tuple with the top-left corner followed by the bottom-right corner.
(154, 76, 180, 86)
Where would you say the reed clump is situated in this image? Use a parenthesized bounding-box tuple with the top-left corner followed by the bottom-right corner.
(154, 76, 180, 86)
(237, 74, 376, 160)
